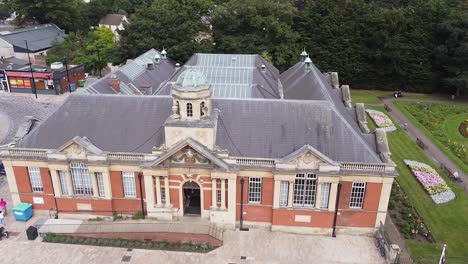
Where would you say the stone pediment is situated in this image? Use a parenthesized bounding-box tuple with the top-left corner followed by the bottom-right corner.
(281, 145, 338, 170)
(149, 138, 230, 171)
(55, 136, 103, 159)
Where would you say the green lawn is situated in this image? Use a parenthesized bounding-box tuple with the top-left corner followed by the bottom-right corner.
(350, 89, 467, 105)
(395, 102, 468, 174)
(368, 108, 468, 263)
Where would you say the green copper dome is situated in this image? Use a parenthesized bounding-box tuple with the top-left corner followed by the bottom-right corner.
(175, 69, 208, 89)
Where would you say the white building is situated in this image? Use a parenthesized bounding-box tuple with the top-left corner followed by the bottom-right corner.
(99, 14, 128, 41)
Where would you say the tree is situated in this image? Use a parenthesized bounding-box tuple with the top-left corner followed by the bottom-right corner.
(8, 0, 90, 33)
(117, 0, 213, 64)
(212, 0, 299, 70)
(46, 33, 86, 65)
(433, 14, 468, 95)
(76, 27, 117, 75)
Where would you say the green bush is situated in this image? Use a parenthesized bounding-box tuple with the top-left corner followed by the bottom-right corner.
(88, 217, 104, 221)
(132, 211, 145, 220)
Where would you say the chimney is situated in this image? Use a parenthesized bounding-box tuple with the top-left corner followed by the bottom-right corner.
(175, 63, 180, 70)
(260, 64, 266, 72)
(110, 74, 120, 94)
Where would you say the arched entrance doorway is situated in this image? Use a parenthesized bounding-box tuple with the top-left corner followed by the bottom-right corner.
(183, 181, 201, 215)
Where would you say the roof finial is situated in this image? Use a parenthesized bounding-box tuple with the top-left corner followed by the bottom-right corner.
(300, 48, 308, 62)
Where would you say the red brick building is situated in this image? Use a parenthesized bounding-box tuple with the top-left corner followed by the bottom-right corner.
(0, 52, 396, 235)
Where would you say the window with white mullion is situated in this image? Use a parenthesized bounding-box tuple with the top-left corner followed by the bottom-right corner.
(320, 183, 331, 208)
(160, 187, 166, 203)
(350, 182, 366, 209)
(122, 171, 136, 198)
(95, 172, 105, 197)
(217, 190, 222, 205)
(58, 171, 68, 195)
(279, 181, 289, 207)
(70, 163, 93, 196)
(248, 177, 262, 203)
(28, 167, 43, 193)
(293, 173, 317, 207)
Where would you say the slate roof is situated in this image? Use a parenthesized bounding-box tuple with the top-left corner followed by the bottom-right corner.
(99, 14, 126, 26)
(18, 94, 381, 163)
(82, 49, 176, 95)
(155, 53, 281, 99)
(0, 24, 64, 52)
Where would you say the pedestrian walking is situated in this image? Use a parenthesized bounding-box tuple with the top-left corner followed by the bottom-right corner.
(0, 210, 5, 225)
(0, 198, 6, 216)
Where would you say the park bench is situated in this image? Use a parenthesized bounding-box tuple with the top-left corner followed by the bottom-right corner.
(416, 138, 427, 150)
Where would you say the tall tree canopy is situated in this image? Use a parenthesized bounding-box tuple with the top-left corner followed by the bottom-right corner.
(117, 0, 214, 64)
(212, 0, 299, 70)
(8, 0, 90, 32)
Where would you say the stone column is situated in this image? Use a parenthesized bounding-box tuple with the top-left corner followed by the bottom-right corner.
(164, 176, 170, 207)
(220, 179, 226, 210)
(102, 171, 112, 199)
(50, 170, 62, 197)
(315, 183, 322, 209)
(65, 170, 74, 196)
(155, 176, 162, 206)
(90, 172, 99, 197)
(144, 175, 155, 209)
(287, 180, 294, 207)
(211, 179, 217, 209)
(227, 178, 236, 224)
(328, 183, 338, 211)
(273, 179, 280, 208)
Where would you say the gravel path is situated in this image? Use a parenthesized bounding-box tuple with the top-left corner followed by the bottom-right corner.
(381, 97, 468, 190)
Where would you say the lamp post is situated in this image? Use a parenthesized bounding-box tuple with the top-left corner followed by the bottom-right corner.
(24, 40, 37, 99)
(62, 57, 71, 93)
(239, 177, 249, 231)
(137, 172, 145, 218)
(332, 183, 342, 237)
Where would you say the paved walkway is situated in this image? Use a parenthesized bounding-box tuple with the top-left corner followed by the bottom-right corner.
(381, 97, 468, 190)
(384, 214, 412, 264)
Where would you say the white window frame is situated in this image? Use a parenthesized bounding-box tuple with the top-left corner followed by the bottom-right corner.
(122, 171, 136, 198)
(320, 183, 331, 208)
(187, 103, 193, 117)
(58, 170, 68, 196)
(279, 181, 289, 207)
(350, 182, 366, 209)
(70, 163, 93, 196)
(217, 189, 222, 205)
(160, 187, 166, 203)
(248, 177, 262, 204)
(28, 167, 43, 193)
(293, 173, 317, 207)
(95, 172, 105, 197)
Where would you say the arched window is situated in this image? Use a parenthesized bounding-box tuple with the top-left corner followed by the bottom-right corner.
(187, 103, 193, 117)
(200, 102, 205, 116)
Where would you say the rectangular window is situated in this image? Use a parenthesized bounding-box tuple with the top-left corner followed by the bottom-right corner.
(160, 187, 166, 203)
(217, 190, 221, 203)
(58, 171, 68, 195)
(96, 172, 105, 197)
(279, 181, 289, 207)
(122, 171, 136, 198)
(350, 182, 366, 209)
(28, 167, 43, 192)
(248, 177, 262, 203)
(320, 183, 331, 208)
(293, 173, 317, 207)
(70, 163, 93, 196)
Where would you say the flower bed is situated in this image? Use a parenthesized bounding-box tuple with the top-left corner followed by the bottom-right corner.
(366, 109, 397, 132)
(42, 233, 217, 252)
(403, 160, 456, 204)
